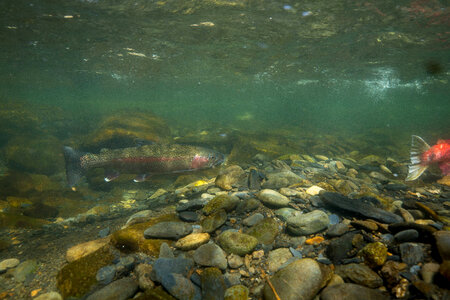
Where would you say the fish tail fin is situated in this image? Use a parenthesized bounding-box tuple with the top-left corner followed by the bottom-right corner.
(63, 146, 85, 189)
(405, 135, 430, 181)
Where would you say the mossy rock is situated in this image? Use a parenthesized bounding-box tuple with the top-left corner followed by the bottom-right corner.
(217, 231, 258, 256)
(203, 194, 239, 215)
(4, 135, 64, 175)
(134, 286, 175, 300)
(110, 214, 178, 255)
(0, 212, 50, 228)
(56, 245, 115, 298)
(245, 218, 279, 245)
(82, 111, 171, 151)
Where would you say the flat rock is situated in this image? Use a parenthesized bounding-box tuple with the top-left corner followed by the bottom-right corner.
(262, 170, 303, 189)
(194, 243, 228, 270)
(201, 267, 226, 300)
(287, 210, 329, 236)
(0, 258, 20, 273)
(243, 213, 264, 226)
(257, 189, 290, 208)
(217, 231, 258, 256)
(306, 185, 324, 196)
(335, 263, 383, 288)
(327, 223, 349, 237)
(320, 192, 402, 224)
(274, 208, 302, 222)
(175, 233, 210, 251)
(321, 283, 387, 300)
(34, 292, 63, 300)
(86, 277, 138, 300)
(151, 257, 194, 283)
(267, 248, 293, 273)
(263, 258, 333, 300)
(144, 222, 192, 240)
(160, 272, 200, 300)
(13, 259, 37, 282)
(66, 237, 110, 262)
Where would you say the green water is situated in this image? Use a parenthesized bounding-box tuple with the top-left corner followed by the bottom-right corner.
(1, 0, 448, 135)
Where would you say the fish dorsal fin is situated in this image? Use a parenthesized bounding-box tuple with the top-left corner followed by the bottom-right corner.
(405, 135, 431, 181)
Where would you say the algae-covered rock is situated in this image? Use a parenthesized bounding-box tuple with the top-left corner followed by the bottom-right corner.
(359, 242, 388, 268)
(225, 285, 249, 300)
(203, 194, 239, 215)
(217, 231, 258, 256)
(134, 286, 176, 300)
(111, 214, 177, 256)
(56, 245, 115, 298)
(201, 209, 227, 233)
(215, 165, 246, 190)
(82, 111, 171, 150)
(245, 217, 279, 245)
(0, 212, 50, 228)
(66, 237, 110, 262)
(5, 135, 64, 175)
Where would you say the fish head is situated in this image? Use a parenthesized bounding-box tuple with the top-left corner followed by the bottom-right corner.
(191, 149, 225, 169)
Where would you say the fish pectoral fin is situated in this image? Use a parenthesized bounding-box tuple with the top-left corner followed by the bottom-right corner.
(133, 174, 149, 182)
(104, 171, 120, 182)
(405, 164, 428, 181)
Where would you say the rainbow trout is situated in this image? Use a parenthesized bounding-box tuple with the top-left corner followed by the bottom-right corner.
(63, 144, 224, 189)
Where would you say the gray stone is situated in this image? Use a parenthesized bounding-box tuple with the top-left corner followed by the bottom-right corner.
(263, 258, 333, 300)
(335, 263, 383, 288)
(274, 208, 302, 222)
(159, 242, 174, 258)
(399, 243, 424, 265)
(394, 229, 419, 243)
(326, 232, 356, 264)
(227, 254, 244, 269)
(151, 257, 194, 283)
(144, 221, 192, 240)
(287, 210, 329, 236)
(13, 259, 37, 282)
(223, 272, 242, 287)
(321, 283, 387, 300)
(178, 211, 200, 222)
(257, 189, 290, 208)
(194, 243, 228, 270)
(262, 171, 303, 189)
(327, 223, 349, 237)
(176, 198, 208, 212)
(320, 192, 403, 224)
(215, 165, 246, 190)
(243, 213, 264, 226)
(268, 248, 293, 273)
(96, 265, 116, 285)
(160, 273, 200, 300)
(86, 277, 138, 300)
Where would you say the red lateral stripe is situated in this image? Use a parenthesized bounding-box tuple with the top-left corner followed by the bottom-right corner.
(113, 157, 183, 163)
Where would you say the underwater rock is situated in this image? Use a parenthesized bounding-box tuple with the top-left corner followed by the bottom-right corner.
(201, 209, 227, 233)
(143, 221, 193, 240)
(174, 233, 210, 251)
(160, 273, 200, 300)
(262, 170, 303, 189)
(434, 231, 450, 261)
(263, 258, 332, 300)
(66, 237, 110, 262)
(243, 213, 264, 226)
(335, 263, 383, 288)
(0, 258, 20, 274)
(217, 231, 258, 256)
(201, 267, 226, 300)
(13, 259, 37, 282)
(193, 243, 228, 270)
(257, 189, 290, 208)
(359, 242, 388, 268)
(82, 111, 171, 150)
(151, 257, 194, 283)
(5, 135, 64, 175)
(245, 217, 280, 245)
(399, 242, 424, 265)
(23, 202, 59, 219)
(134, 263, 154, 291)
(224, 285, 249, 300)
(57, 245, 115, 298)
(380, 260, 407, 289)
(320, 192, 402, 224)
(85, 277, 138, 300)
(202, 194, 239, 215)
(123, 210, 153, 228)
(287, 210, 329, 236)
(267, 248, 293, 273)
(321, 283, 387, 300)
(215, 165, 246, 190)
(111, 214, 176, 256)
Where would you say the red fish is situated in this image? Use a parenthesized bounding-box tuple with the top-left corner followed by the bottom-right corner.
(63, 144, 224, 189)
(406, 135, 450, 181)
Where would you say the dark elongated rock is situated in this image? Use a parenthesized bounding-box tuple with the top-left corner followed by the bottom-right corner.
(321, 283, 387, 300)
(320, 192, 402, 224)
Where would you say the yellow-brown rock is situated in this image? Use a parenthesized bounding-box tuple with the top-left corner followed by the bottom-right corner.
(66, 237, 110, 262)
(174, 233, 210, 251)
(359, 242, 388, 268)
